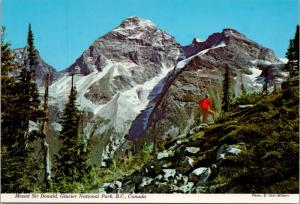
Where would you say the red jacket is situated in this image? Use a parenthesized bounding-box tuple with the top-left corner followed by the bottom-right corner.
(198, 98, 213, 110)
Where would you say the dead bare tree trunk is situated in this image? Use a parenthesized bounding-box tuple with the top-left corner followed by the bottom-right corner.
(40, 73, 51, 189)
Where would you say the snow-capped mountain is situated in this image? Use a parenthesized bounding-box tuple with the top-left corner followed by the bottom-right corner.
(44, 16, 181, 165)
(14, 17, 287, 166)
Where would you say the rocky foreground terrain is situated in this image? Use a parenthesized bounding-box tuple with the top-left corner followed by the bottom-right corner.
(98, 77, 299, 193)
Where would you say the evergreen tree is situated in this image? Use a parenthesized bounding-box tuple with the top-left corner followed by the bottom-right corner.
(27, 23, 38, 67)
(13, 23, 42, 140)
(262, 67, 271, 94)
(54, 75, 93, 192)
(222, 64, 231, 112)
(75, 111, 93, 187)
(1, 25, 43, 192)
(1, 27, 39, 192)
(14, 68, 42, 135)
(1, 26, 17, 147)
(54, 74, 80, 183)
(285, 25, 299, 78)
(1, 27, 19, 192)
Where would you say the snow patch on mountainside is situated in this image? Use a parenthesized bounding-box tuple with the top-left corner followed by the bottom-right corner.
(47, 60, 174, 134)
(48, 60, 139, 112)
(251, 59, 285, 66)
(176, 41, 226, 69)
(48, 63, 112, 111)
(127, 63, 177, 139)
(279, 58, 288, 63)
(247, 67, 263, 82)
(242, 67, 263, 92)
(251, 59, 272, 66)
(195, 38, 204, 43)
(95, 63, 174, 132)
(128, 32, 144, 40)
(214, 41, 226, 48)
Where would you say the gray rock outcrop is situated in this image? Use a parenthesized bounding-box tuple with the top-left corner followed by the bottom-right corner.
(13, 48, 58, 86)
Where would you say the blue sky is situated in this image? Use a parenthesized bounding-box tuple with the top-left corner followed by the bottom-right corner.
(3, 0, 299, 70)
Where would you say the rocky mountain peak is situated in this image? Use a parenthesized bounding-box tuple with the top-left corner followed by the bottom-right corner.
(65, 16, 179, 75)
(191, 28, 247, 51)
(192, 38, 204, 44)
(205, 28, 247, 44)
(182, 28, 280, 63)
(49, 16, 181, 164)
(110, 16, 174, 43)
(222, 28, 246, 37)
(119, 16, 156, 29)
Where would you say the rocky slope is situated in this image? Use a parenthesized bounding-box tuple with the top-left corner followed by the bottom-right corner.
(128, 29, 287, 144)
(99, 77, 299, 193)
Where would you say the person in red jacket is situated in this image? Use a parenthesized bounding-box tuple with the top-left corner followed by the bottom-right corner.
(198, 94, 215, 124)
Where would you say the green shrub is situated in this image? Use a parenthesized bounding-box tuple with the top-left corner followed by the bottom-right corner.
(94, 142, 154, 190)
(232, 92, 262, 106)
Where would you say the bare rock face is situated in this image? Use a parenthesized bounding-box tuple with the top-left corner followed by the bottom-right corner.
(129, 28, 286, 142)
(182, 29, 281, 63)
(13, 48, 58, 85)
(64, 16, 180, 105)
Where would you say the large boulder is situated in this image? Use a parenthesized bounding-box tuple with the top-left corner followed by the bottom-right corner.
(216, 144, 243, 161)
(185, 147, 200, 154)
(157, 150, 175, 160)
(177, 156, 195, 174)
(189, 167, 212, 185)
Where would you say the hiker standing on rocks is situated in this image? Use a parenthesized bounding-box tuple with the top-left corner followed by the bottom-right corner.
(198, 94, 215, 124)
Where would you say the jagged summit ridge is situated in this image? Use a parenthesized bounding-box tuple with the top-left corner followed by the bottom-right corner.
(65, 16, 178, 76)
(181, 28, 280, 63)
(118, 16, 156, 29)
